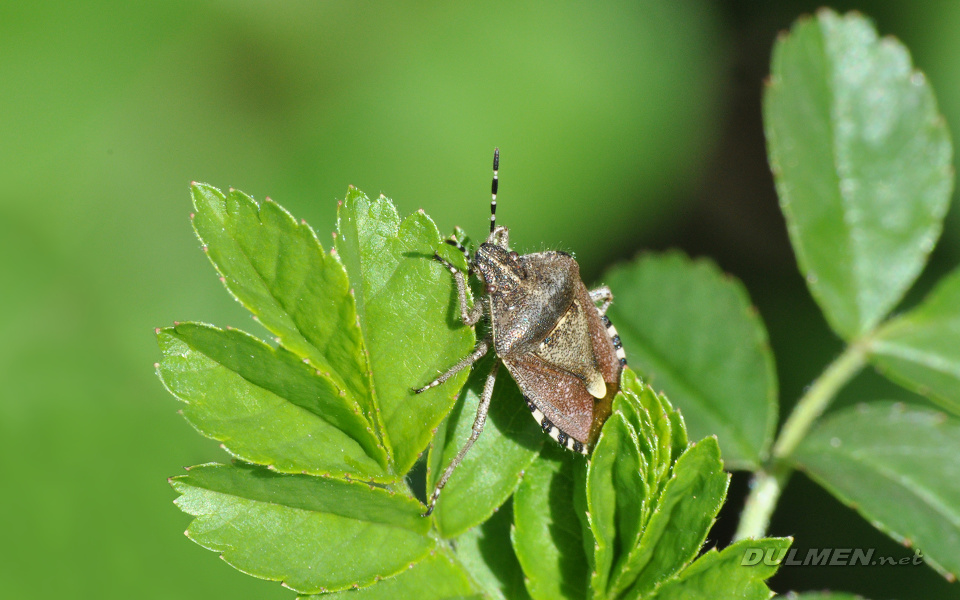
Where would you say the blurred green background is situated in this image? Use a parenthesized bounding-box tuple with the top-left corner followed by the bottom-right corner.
(3, 2, 959, 598)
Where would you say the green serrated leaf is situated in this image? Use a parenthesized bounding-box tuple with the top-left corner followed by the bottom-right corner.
(171, 463, 434, 594)
(190, 184, 380, 439)
(765, 9, 953, 340)
(605, 251, 777, 470)
(157, 324, 388, 479)
(794, 402, 960, 580)
(454, 499, 531, 600)
(297, 551, 479, 599)
(430, 355, 543, 538)
(646, 538, 791, 600)
(586, 412, 645, 598)
(512, 444, 590, 600)
(336, 189, 476, 474)
(616, 437, 730, 599)
(870, 266, 960, 415)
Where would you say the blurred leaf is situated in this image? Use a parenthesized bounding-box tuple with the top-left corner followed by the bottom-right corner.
(429, 356, 543, 537)
(453, 500, 531, 600)
(190, 184, 380, 437)
(779, 594, 866, 600)
(512, 444, 589, 600)
(795, 402, 960, 580)
(298, 551, 479, 600)
(644, 538, 792, 600)
(871, 266, 960, 415)
(171, 463, 434, 594)
(157, 323, 388, 479)
(765, 9, 953, 340)
(336, 189, 475, 474)
(605, 251, 777, 469)
(615, 437, 729, 599)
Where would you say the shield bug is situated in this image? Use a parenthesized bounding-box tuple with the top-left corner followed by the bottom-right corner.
(415, 149, 627, 515)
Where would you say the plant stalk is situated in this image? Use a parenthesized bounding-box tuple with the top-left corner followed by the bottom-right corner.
(734, 341, 868, 541)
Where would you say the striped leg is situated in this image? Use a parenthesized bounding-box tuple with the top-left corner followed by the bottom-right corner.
(414, 337, 491, 394)
(588, 287, 624, 364)
(424, 360, 500, 516)
(433, 252, 484, 326)
(589, 285, 613, 316)
(489, 148, 499, 233)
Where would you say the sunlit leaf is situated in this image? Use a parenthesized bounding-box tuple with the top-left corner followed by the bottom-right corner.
(336, 189, 476, 474)
(190, 184, 379, 436)
(615, 437, 729, 599)
(157, 323, 387, 479)
(512, 444, 589, 600)
(765, 9, 953, 339)
(643, 538, 792, 600)
(298, 551, 479, 600)
(171, 463, 434, 594)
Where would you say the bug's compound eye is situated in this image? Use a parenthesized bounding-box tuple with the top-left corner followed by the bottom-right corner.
(486, 283, 497, 294)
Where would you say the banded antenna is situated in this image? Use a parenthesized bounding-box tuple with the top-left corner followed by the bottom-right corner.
(490, 147, 499, 233)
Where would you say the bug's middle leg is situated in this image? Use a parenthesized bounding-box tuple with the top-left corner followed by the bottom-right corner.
(423, 360, 500, 516)
(414, 336, 491, 394)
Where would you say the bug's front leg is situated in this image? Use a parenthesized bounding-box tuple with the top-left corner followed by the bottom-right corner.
(434, 252, 484, 326)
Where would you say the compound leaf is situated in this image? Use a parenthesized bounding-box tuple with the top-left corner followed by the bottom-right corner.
(616, 436, 729, 599)
(157, 323, 388, 479)
(794, 402, 960, 580)
(605, 251, 777, 469)
(870, 266, 960, 415)
(190, 184, 378, 435)
(765, 9, 953, 340)
(336, 189, 476, 474)
(171, 463, 434, 594)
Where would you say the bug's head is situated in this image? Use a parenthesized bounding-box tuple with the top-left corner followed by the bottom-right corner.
(474, 242, 525, 292)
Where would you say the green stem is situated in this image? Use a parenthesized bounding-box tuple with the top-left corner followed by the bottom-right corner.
(734, 341, 868, 541)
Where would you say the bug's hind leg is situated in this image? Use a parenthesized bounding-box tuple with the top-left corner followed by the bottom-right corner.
(589, 285, 614, 316)
(423, 360, 500, 516)
(414, 337, 491, 394)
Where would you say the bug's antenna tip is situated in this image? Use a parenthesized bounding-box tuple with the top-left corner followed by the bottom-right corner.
(493, 148, 499, 170)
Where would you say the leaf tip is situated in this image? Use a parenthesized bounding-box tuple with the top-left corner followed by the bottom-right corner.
(219, 276, 226, 283)
(153, 362, 160, 369)
(189, 212, 195, 219)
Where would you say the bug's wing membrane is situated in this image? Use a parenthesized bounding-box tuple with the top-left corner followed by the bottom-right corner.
(502, 353, 595, 447)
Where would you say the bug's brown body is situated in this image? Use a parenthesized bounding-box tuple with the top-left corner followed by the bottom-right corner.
(476, 245, 623, 451)
(415, 149, 626, 515)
